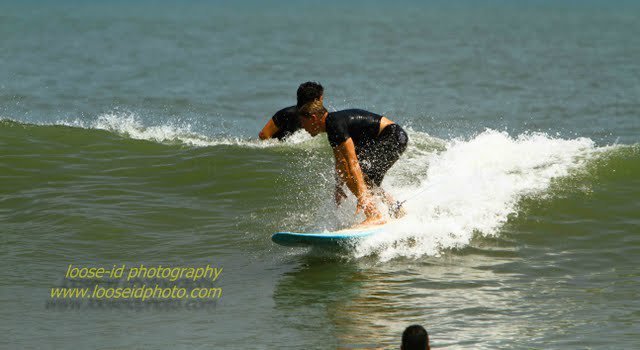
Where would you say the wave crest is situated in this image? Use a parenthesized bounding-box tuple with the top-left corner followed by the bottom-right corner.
(353, 129, 599, 261)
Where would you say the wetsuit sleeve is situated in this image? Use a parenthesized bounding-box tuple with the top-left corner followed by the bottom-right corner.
(326, 115, 350, 147)
(271, 106, 296, 129)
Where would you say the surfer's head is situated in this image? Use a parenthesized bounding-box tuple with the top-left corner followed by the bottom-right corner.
(296, 81, 324, 108)
(401, 325, 430, 350)
(298, 99, 327, 136)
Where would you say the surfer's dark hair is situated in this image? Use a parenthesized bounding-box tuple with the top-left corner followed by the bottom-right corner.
(296, 81, 323, 108)
(401, 325, 430, 350)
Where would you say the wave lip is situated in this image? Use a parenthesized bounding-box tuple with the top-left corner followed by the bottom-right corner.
(56, 113, 257, 147)
(1, 111, 340, 151)
(355, 129, 598, 261)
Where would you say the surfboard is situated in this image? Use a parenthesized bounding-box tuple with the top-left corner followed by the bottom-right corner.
(271, 226, 385, 247)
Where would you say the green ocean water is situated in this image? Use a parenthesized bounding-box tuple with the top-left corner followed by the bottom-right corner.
(1, 1, 639, 349)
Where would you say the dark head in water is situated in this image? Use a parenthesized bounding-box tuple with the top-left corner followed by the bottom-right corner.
(296, 81, 324, 108)
(401, 325, 430, 350)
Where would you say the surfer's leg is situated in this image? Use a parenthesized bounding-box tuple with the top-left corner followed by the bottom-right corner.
(355, 124, 408, 223)
(366, 124, 409, 217)
(360, 172, 405, 218)
(374, 186, 406, 218)
(368, 124, 408, 185)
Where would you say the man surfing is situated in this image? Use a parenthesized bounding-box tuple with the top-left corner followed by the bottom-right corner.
(297, 99, 408, 226)
(258, 82, 323, 140)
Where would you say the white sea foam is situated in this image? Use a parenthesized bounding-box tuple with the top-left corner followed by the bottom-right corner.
(56, 112, 318, 148)
(350, 129, 597, 261)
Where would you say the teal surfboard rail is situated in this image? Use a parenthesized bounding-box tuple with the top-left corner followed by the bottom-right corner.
(271, 227, 384, 247)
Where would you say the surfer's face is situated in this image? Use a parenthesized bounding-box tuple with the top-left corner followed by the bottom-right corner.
(301, 114, 322, 136)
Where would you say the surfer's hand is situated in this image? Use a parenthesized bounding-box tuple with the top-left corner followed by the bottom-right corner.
(334, 186, 347, 205)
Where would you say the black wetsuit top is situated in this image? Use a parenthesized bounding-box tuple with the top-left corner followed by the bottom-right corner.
(326, 109, 383, 149)
(326, 109, 408, 187)
(271, 105, 301, 140)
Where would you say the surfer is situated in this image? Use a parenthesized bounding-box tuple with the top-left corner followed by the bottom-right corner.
(258, 81, 324, 140)
(297, 99, 408, 226)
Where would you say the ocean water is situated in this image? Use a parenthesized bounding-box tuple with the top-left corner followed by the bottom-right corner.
(1, 1, 639, 349)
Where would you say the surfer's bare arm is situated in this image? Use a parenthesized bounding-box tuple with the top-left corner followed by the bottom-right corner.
(258, 119, 279, 140)
(334, 138, 377, 214)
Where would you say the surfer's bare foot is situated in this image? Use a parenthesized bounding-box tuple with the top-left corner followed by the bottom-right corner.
(358, 215, 386, 228)
(354, 196, 386, 227)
